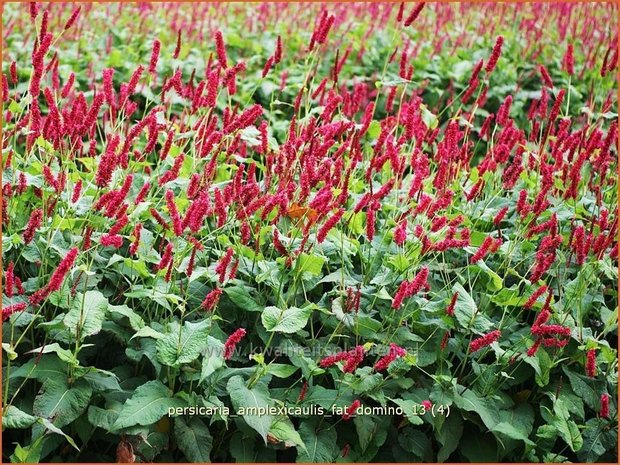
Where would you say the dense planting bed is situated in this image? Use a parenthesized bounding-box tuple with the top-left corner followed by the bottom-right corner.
(1, 2, 618, 463)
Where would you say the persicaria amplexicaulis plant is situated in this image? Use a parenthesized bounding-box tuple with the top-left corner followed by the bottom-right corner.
(1, 2, 617, 464)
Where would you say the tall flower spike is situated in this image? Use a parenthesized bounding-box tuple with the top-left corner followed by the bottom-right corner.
(485, 35, 504, 74)
(201, 288, 223, 312)
(149, 39, 161, 74)
(214, 30, 228, 69)
(342, 400, 361, 420)
(470, 330, 501, 353)
(223, 328, 246, 360)
(63, 6, 81, 30)
(585, 349, 597, 377)
(404, 3, 425, 27)
(173, 30, 182, 59)
(23, 208, 43, 244)
(600, 394, 610, 419)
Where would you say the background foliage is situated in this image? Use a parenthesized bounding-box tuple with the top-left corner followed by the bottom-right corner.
(1, 2, 618, 463)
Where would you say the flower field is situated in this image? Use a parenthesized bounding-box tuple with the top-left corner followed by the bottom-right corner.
(1, 2, 618, 463)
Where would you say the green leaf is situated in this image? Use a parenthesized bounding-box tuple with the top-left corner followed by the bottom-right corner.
(475, 261, 503, 291)
(367, 120, 381, 139)
(578, 419, 608, 462)
(436, 413, 463, 462)
(562, 366, 604, 410)
(10, 439, 43, 463)
(156, 320, 210, 367)
(420, 104, 438, 129)
(297, 420, 338, 462)
(112, 380, 185, 430)
(26, 343, 78, 366)
(174, 416, 213, 462)
(224, 286, 263, 312)
(32, 378, 92, 428)
(269, 417, 306, 450)
(9, 355, 68, 382)
(265, 363, 298, 378)
(354, 415, 388, 454)
(460, 430, 498, 462)
(523, 348, 553, 387)
(2, 342, 18, 360)
(452, 283, 492, 334)
(398, 428, 433, 461)
(227, 375, 274, 443)
(63, 290, 108, 340)
(2, 406, 38, 429)
(38, 417, 80, 450)
(261, 305, 311, 334)
(87, 405, 119, 431)
(453, 389, 501, 430)
(79, 368, 122, 392)
(296, 253, 325, 277)
(131, 326, 164, 340)
(108, 304, 145, 331)
(552, 399, 583, 452)
(201, 336, 225, 382)
(390, 399, 423, 425)
(491, 422, 535, 445)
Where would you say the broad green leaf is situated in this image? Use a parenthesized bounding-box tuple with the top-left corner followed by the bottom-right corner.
(491, 422, 535, 445)
(265, 363, 298, 378)
(331, 297, 355, 328)
(38, 417, 80, 450)
(390, 399, 423, 425)
(476, 261, 503, 291)
(552, 399, 583, 452)
(452, 283, 492, 334)
(398, 427, 433, 461)
(227, 375, 274, 443)
(87, 405, 120, 431)
(578, 419, 608, 462)
(261, 305, 311, 333)
(10, 439, 43, 463)
(26, 343, 77, 366)
(112, 380, 185, 430)
(436, 413, 463, 462)
(2, 406, 38, 429)
(78, 368, 122, 392)
(156, 320, 210, 367)
(108, 304, 145, 331)
(296, 253, 325, 277)
(562, 366, 605, 410)
(175, 416, 213, 462)
(201, 336, 225, 382)
(9, 355, 68, 382)
(32, 378, 92, 428)
(354, 415, 388, 454)
(63, 290, 108, 340)
(304, 385, 352, 410)
(268, 417, 306, 451)
(224, 286, 263, 312)
(297, 420, 338, 462)
(453, 389, 501, 430)
(523, 348, 553, 387)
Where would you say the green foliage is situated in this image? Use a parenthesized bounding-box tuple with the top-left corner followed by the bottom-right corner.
(1, 2, 617, 463)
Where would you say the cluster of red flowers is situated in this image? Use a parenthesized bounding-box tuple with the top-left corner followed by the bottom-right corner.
(373, 343, 407, 371)
(29, 247, 79, 306)
(526, 291, 573, 356)
(470, 330, 501, 353)
(0, 6, 616, 453)
(223, 328, 246, 360)
(392, 267, 429, 309)
(320, 345, 366, 373)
